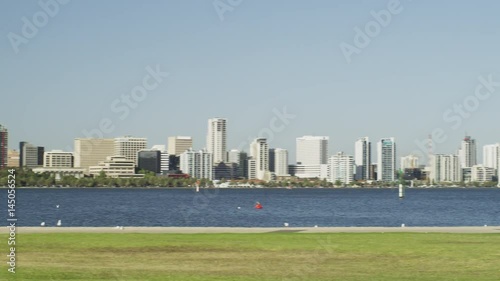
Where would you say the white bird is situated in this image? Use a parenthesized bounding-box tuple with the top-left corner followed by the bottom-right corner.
(314, 225, 318, 228)
(119, 226, 124, 230)
(56, 205, 59, 209)
(401, 223, 405, 227)
(284, 222, 289, 227)
(484, 225, 488, 227)
(237, 207, 241, 209)
(56, 220, 61, 226)
(40, 222, 45, 227)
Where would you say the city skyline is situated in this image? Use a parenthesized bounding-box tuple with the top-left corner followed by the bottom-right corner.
(2, 1, 500, 162)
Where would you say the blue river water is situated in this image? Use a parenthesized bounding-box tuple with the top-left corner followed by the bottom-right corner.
(1, 188, 500, 227)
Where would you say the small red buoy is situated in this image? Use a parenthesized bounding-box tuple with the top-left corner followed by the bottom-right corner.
(254, 202, 263, 209)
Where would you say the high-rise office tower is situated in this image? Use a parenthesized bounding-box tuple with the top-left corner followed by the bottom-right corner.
(377, 137, 396, 182)
(114, 136, 147, 165)
(354, 137, 371, 180)
(274, 148, 289, 176)
(268, 148, 275, 173)
(329, 151, 354, 184)
(295, 136, 329, 178)
(74, 138, 115, 174)
(296, 136, 329, 165)
(459, 136, 477, 168)
(138, 150, 162, 174)
(19, 141, 44, 168)
(167, 136, 193, 156)
(250, 138, 269, 180)
(206, 118, 227, 164)
(151, 145, 169, 174)
(0, 125, 7, 169)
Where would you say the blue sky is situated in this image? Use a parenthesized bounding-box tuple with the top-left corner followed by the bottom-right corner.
(1, 0, 500, 163)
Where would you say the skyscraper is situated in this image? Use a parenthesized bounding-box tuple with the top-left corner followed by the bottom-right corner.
(268, 148, 275, 173)
(74, 138, 115, 174)
(459, 136, 477, 168)
(274, 148, 289, 176)
(138, 150, 162, 174)
(250, 138, 269, 180)
(354, 137, 371, 180)
(329, 151, 354, 184)
(0, 125, 7, 169)
(151, 145, 169, 174)
(377, 137, 396, 182)
(167, 136, 193, 156)
(114, 136, 147, 165)
(206, 118, 227, 164)
(482, 143, 500, 169)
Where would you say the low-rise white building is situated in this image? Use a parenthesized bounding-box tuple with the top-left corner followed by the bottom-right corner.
(44, 150, 74, 168)
(471, 165, 495, 182)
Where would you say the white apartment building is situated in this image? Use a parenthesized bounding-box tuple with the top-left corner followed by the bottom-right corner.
(471, 165, 495, 182)
(180, 149, 213, 180)
(429, 154, 462, 183)
(400, 154, 419, 170)
(206, 118, 227, 163)
(329, 152, 354, 184)
(274, 148, 289, 176)
(482, 143, 500, 169)
(250, 138, 270, 181)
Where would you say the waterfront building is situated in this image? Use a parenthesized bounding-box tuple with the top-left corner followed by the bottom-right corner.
(295, 136, 329, 178)
(250, 138, 270, 180)
(19, 141, 44, 168)
(7, 150, 19, 167)
(206, 118, 227, 164)
(88, 156, 143, 178)
(377, 138, 396, 182)
(151, 145, 169, 174)
(329, 151, 354, 184)
(179, 148, 213, 180)
(429, 154, 462, 183)
(400, 154, 419, 170)
(43, 150, 74, 168)
(0, 125, 7, 169)
(274, 148, 289, 176)
(167, 136, 193, 156)
(471, 165, 495, 183)
(138, 150, 162, 174)
(74, 138, 115, 174)
(114, 136, 147, 165)
(482, 143, 500, 169)
(269, 148, 275, 173)
(458, 136, 477, 168)
(354, 137, 371, 180)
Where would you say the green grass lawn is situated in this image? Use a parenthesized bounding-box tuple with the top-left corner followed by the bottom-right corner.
(1, 232, 500, 280)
